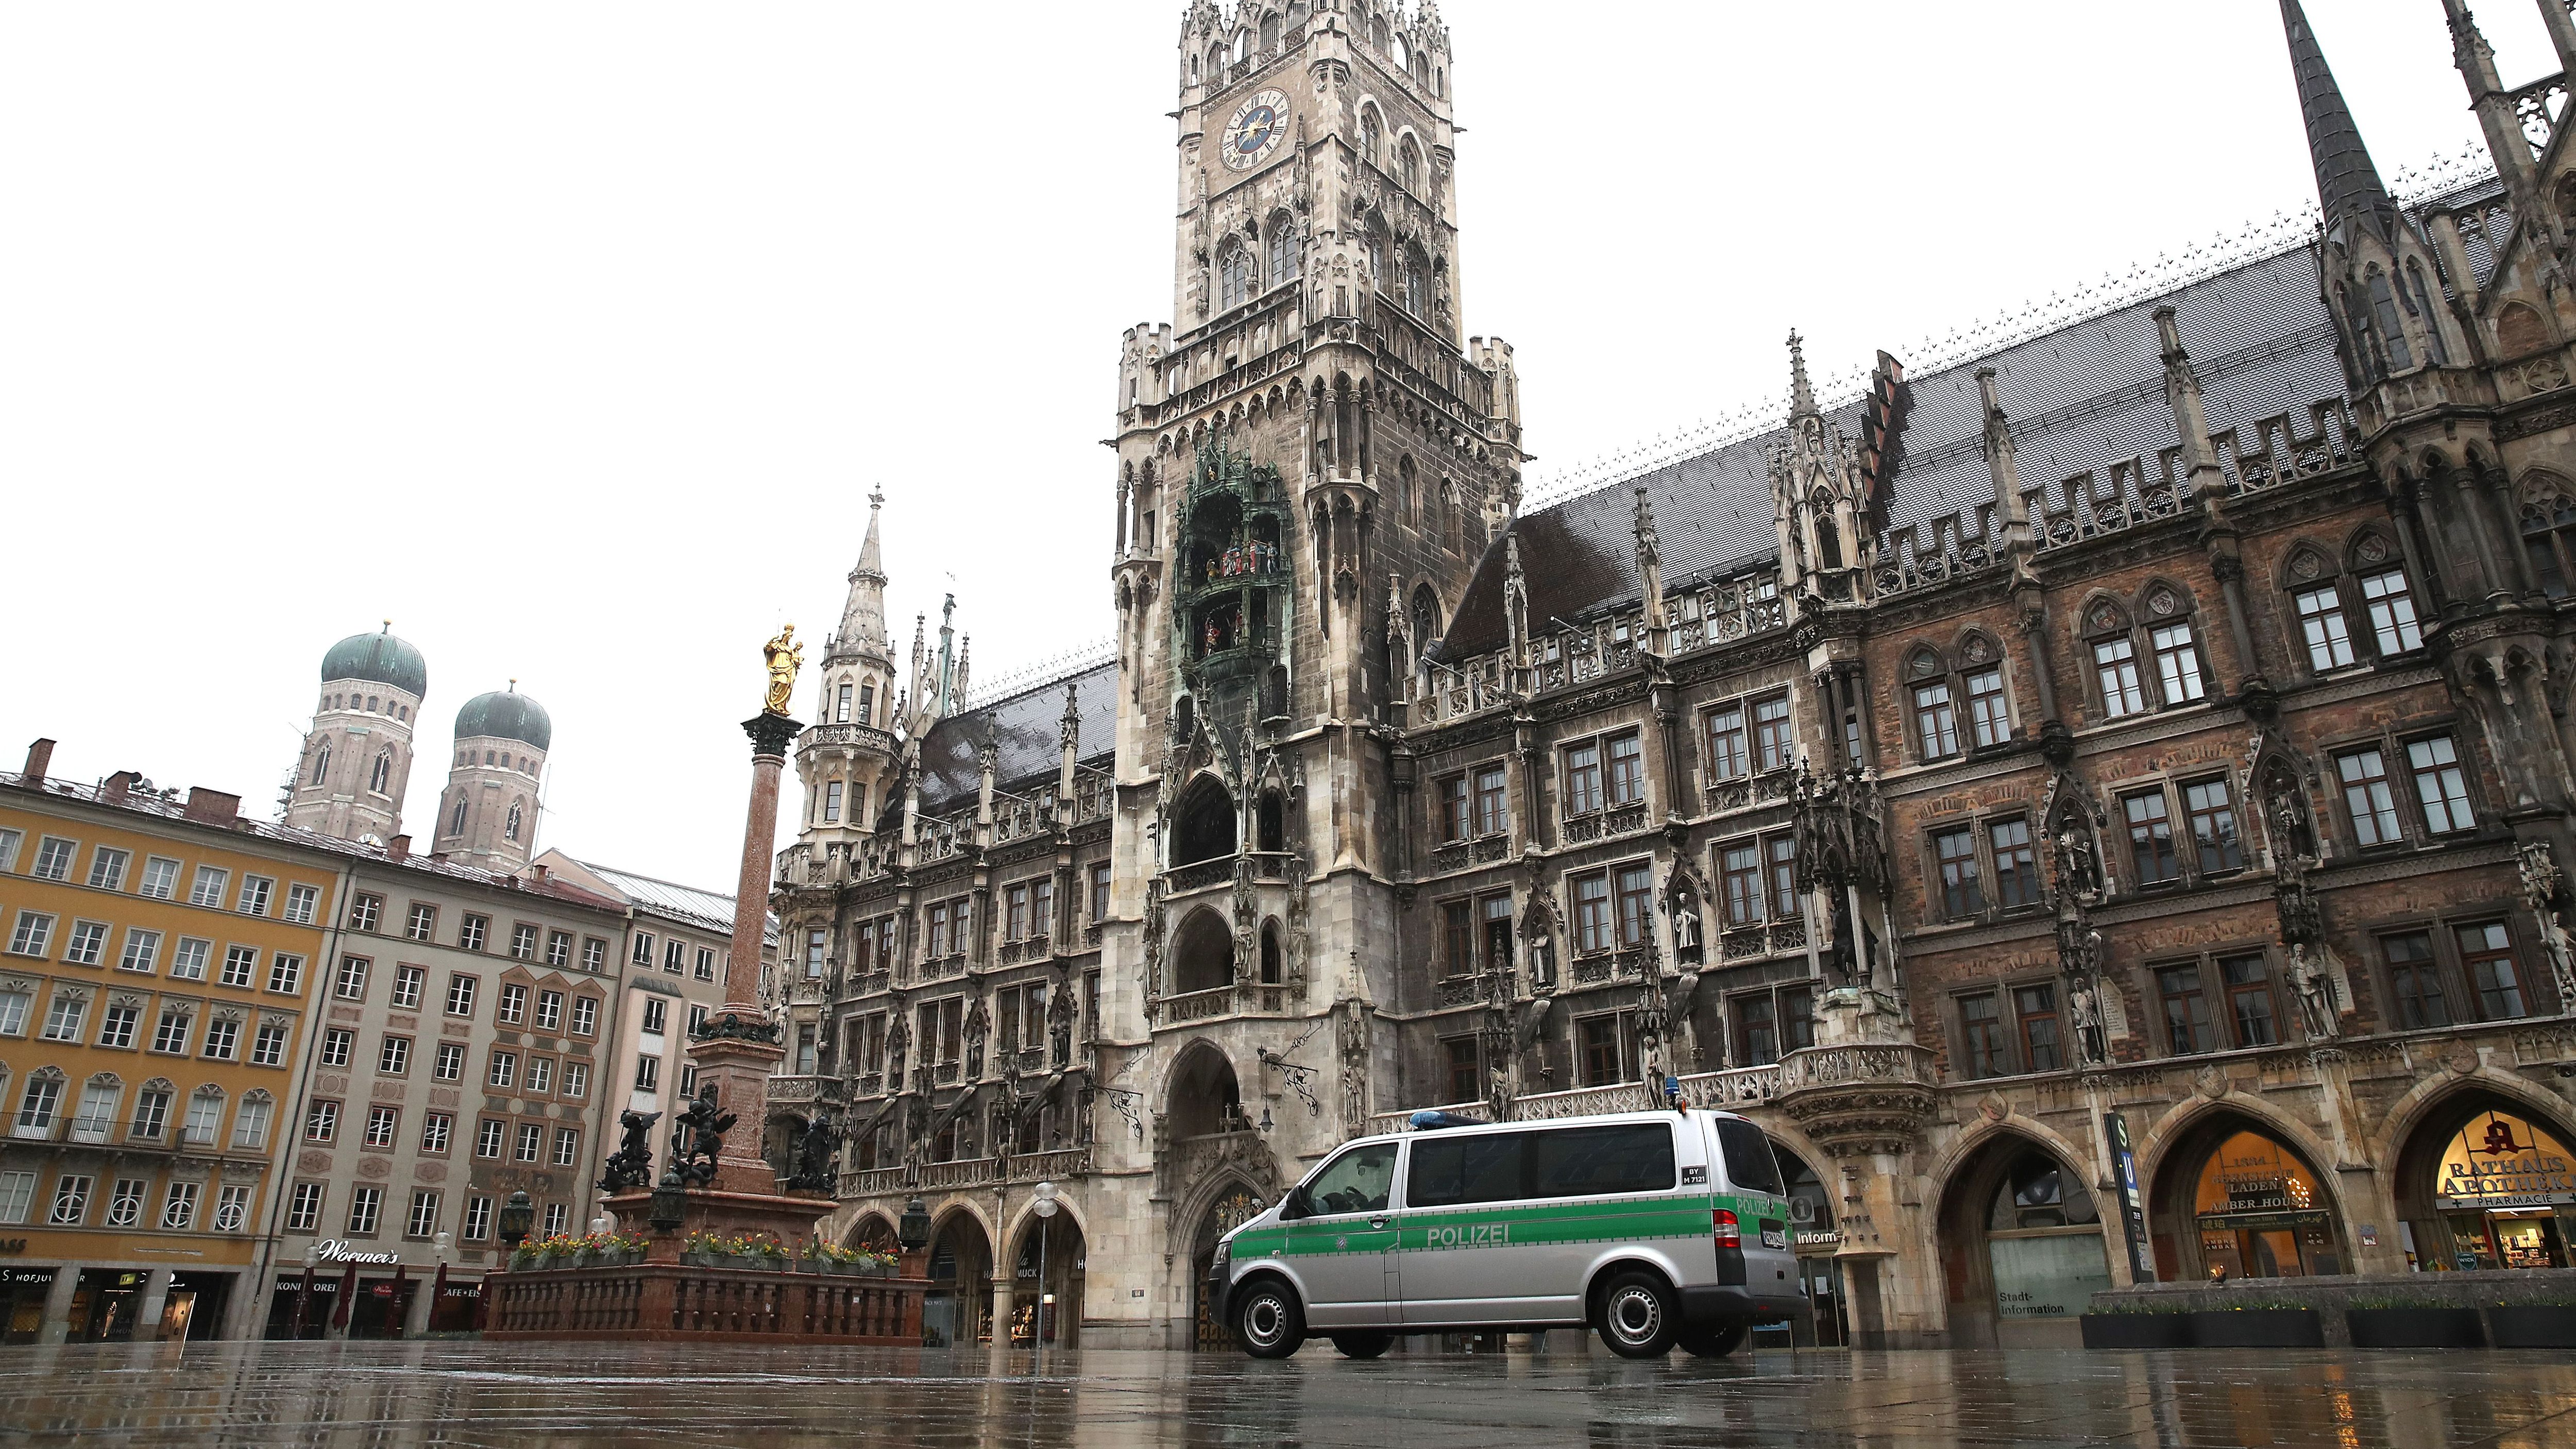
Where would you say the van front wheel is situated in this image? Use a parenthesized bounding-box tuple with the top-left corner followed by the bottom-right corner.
(1595, 1271, 1680, 1358)
(1233, 1281, 1306, 1359)
(1677, 1322, 1748, 1358)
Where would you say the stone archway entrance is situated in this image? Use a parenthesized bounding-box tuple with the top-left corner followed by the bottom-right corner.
(1772, 1139, 1845, 1346)
(2151, 1117, 2345, 1281)
(1190, 1183, 1266, 1351)
(1937, 1135, 2112, 1349)
(1006, 1212, 1088, 1348)
(2393, 1094, 2576, 1272)
(923, 1211, 993, 1348)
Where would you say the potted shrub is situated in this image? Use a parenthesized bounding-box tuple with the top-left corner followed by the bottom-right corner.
(2488, 1302, 2576, 1348)
(2080, 1306, 2192, 1349)
(2347, 1298, 2484, 1349)
(2187, 1302, 2323, 1349)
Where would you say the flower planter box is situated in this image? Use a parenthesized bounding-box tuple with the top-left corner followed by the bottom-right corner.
(2080, 1313, 2192, 1350)
(818, 1260, 894, 1278)
(2187, 1309, 2322, 1349)
(2488, 1305, 2576, 1349)
(2346, 1307, 2484, 1349)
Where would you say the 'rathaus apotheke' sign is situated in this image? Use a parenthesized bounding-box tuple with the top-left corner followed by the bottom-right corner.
(2435, 1114, 2576, 1211)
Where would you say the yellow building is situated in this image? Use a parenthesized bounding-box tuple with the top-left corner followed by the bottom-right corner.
(1, 742, 346, 1342)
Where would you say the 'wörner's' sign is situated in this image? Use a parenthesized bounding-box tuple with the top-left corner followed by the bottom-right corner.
(315, 1239, 402, 1266)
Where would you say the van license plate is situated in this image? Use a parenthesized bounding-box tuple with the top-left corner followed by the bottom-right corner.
(1760, 1226, 1787, 1251)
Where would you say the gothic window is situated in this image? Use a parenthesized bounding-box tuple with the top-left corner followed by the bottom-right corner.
(1398, 136, 1422, 194)
(2353, 548, 2422, 654)
(1904, 649, 1955, 761)
(448, 797, 467, 836)
(2519, 475, 2576, 598)
(1266, 212, 1297, 287)
(1359, 105, 1381, 169)
(1397, 455, 1415, 521)
(1217, 241, 1250, 312)
(2403, 260, 2449, 365)
(1410, 583, 1440, 649)
(2083, 602, 2143, 719)
(2283, 546, 2354, 674)
(368, 750, 392, 794)
(1401, 245, 1429, 316)
(2142, 587, 2206, 705)
(504, 800, 523, 843)
(1207, 44, 1225, 85)
(1260, 10, 1281, 51)
(2366, 271, 2414, 372)
(1962, 637, 2010, 748)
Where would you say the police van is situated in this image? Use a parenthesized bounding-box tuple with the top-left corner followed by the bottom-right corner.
(1207, 1105, 1804, 1359)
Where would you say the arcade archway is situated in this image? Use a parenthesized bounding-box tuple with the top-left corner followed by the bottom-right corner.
(1188, 1181, 1267, 1351)
(2151, 1115, 2346, 1281)
(1937, 1133, 2111, 1348)
(1005, 1209, 1088, 1348)
(922, 1208, 994, 1348)
(2393, 1092, 2576, 1272)
(1165, 1042, 1244, 1141)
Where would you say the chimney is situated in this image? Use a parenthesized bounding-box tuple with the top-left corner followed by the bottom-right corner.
(22, 739, 55, 783)
(387, 834, 411, 864)
(181, 788, 241, 825)
(103, 771, 141, 806)
(530, 862, 549, 883)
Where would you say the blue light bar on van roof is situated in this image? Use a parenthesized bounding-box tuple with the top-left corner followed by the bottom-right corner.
(1410, 1110, 1482, 1131)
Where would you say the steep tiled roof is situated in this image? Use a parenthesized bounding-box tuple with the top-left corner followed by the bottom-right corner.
(1441, 178, 2503, 659)
(912, 660, 1120, 814)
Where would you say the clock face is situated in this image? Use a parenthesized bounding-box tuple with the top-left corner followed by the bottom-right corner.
(1223, 90, 1290, 171)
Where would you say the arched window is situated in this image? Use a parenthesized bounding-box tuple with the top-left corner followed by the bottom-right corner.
(1217, 240, 1250, 311)
(2349, 536, 2424, 654)
(182, 1085, 225, 1147)
(1371, 15, 1391, 52)
(368, 750, 392, 794)
(1905, 648, 1957, 761)
(1401, 245, 1429, 315)
(2140, 585, 2207, 707)
(449, 797, 468, 836)
(1207, 44, 1225, 84)
(2521, 474, 2576, 598)
(2366, 271, 2414, 372)
(1359, 105, 1381, 168)
(1260, 10, 1281, 52)
(505, 800, 524, 842)
(1260, 921, 1283, 984)
(308, 743, 331, 786)
(2282, 545, 2354, 674)
(231, 1089, 273, 1152)
(1233, 27, 1251, 64)
(1266, 212, 1297, 287)
(1398, 136, 1422, 193)
(1397, 455, 1416, 520)
(2404, 260, 2449, 366)
(2082, 600, 2144, 720)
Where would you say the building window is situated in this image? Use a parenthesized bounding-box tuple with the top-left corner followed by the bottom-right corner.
(421, 1112, 453, 1154)
(7, 912, 53, 959)
(1912, 680, 1959, 761)
(1735, 995, 1781, 1066)
(284, 883, 320, 925)
(96, 1001, 138, 1050)
(2015, 983, 2061, 1071)
(282, 1181, 323, 1233)
(498, 983, 527, 1025)
(463, 1196, 493, 1241)
(365, 1105, 399, 1148)
(552, 1128, 580, 1167)
(476, 1119, 505, 1157)
(231, 1094, 272, 1149)
(1563, 742, 1602, 817)
(1965, 667, 2009, 749)
(1990, 818, 2039, 909)
(1614, 864, 1654, 948)
(135, 856, 178, 900)
(543, 1203, 567, 1237)
(318, 1029, 353, 1068)
(1705, 705, 1748, 782)
(40, 993, 87, 1043)
(2182, 778, 2244, 875)
(446, 975, 478, 1017)
(2338, 748, 2402, 846)
(571, 996, 598, 1035)
(1475, 765, 1510, 837)
(664, 939, 686, 974)
(213, 1183, 252, 1231)
(641, 997, 669, 1035)
(130, 1087, 170, 1141)
(1752, 694, 1794, 771)
(583, 938, 607, 972)
(509, 924, 537, 961)
(2294, 584, 2355, 671)
(2149, 621, 2206, 704)
(488, 1052, 517, 1089)
(526, 1056, 553, 1094)
(2360, 567, 2422, 654)
(1441, 1037, 1480, 1103)
(334, 956, 369, 1001)
(536, 990, 564, 1031)
(238, 876, 274, 917)
(204, 1017, 239, 1060)
(2124, 790, 2180, 885)
(1572, 873, 1612, 954)
(348, 894, 382, 932)
(514, 1123, 543, 1163)
(434, 1042, 465, 1081)
(2093, 637, 2145, 719)
(2456, 922, 2527, 1019)
(167, 937, 209, 982)
(1958, 992, 2005, 1079)
(1605, 733, 1645, 808)
(631, 932, 655, 967)
(347, 1186, 383, 1236)
(459, 915, 488, 952)
(635, 1055, 661, 1093)
(563, 1061, 589, 1098)
(188, 865, 228, 907)
(251, 1020, 289, 1066)
(1768, 836, 1799, 920)
(823, 781, 843, 825)
(1935, 827, 1983, 918)
(86, 847, 128, 892)
(407, 1189, 440, 1239)
(2382, 931, 2449, 1030)
(160, 1180, 201, 1230)
(2220, 954, 2278, 1047)
(2409, 736, 2475, 835)
(1577, 1015, 1624, 1085)
(379, 1035, 411, 1076)
(62, 921, 107, 966)
(1090, 862, 1113, 923)
(1721, 843, 1763, 927)
(405, 903, 436, 942)
(1442, 900, 1473, 973)
(2156, 964, 2214, 1054)
(306, 1099, 340, 1143)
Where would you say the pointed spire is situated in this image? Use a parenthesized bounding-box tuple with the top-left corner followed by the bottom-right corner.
(2279, 0, 2397, 243)
(1786, 331, 1818, 418)
(835, 489, 891, 660)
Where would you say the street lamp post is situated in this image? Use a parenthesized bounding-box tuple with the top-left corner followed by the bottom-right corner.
(1030, 1181, 1058, 1350)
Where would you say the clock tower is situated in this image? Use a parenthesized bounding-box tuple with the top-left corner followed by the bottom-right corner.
(1101, 0, 1524, 1185)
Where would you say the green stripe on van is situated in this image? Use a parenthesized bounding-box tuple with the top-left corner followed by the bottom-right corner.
(1232, 1192, 1787, 1258)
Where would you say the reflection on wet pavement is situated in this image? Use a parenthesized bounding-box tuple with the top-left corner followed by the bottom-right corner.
(1, 1340, 2571, 1447)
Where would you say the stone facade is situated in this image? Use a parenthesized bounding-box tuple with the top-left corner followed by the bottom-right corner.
(284, 626, 427, 844)
(770, 0, 2576, 1352)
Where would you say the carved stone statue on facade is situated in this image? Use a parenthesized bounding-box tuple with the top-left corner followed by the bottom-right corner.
(1337, 1002, 1371, 1140)
(2265, 774, 2316, 860)
(762, 624, 804, 715)
(2066, 981, 2107, 1066)
(1048, 983, 1076, 1065)
(597, 1109, 661, 1194)
(1670, 889, 1703, 967)
(2055, 826, 2103, 899)
(2291, 942, 2339, 1040)
(1824, 893, 1859, 989)
(2518, 841, 2576, 1014)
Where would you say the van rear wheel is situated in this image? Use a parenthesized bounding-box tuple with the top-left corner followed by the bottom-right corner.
(1232, 1280, 1306, 1359)
(1330, 1332, 1392, 1359)
(1677, 1322, 1748, 1358)
(1595, 1271, 1680, 1358)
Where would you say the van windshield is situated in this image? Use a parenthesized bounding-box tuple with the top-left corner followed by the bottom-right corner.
(1714, 1118, 1784, 1195)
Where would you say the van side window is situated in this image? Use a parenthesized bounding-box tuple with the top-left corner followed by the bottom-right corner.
(1304, 1143, 1397, 1215)
(1409, 1132, 1528, 1207)
(1530, 1124, 1675, 1199)
(1714, 1118, 1784, 1195)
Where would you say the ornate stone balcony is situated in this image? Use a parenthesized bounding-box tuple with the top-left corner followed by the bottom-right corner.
(764, 1074, 845, 1110)
(1568, 948, 1644, 985)
(836, 1145, 1098, 1200)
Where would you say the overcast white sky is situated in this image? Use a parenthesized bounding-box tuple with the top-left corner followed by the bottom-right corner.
(0, 1, 2534, 890)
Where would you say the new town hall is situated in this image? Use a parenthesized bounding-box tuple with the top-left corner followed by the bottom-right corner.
(759, 0, 2576, 1349)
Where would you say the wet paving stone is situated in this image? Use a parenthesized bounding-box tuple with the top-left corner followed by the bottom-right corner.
(0, 1340, 2570, 1447)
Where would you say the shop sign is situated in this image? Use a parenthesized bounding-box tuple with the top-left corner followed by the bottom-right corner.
(2103, 1111, 2155, 1282)
(2195, 1208, 2333, 1232)
(1795, 1230, 1842, 1250)
(0, 1239, 26, 1255)
(0, 1267, 56, 1288)
(439, 1283, 482, 1301)
(316, 1239, 402, 1266)
(2435, 1112, 2576, 1211)
(274, 1276, 340, 1294)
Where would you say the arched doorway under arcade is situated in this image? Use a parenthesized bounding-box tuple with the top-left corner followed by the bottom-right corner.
(922, 1208, 994, 1348)
(1771, 1138, 1845, 1346)
(1189, 1181, 1268, 1352)
(2392, 1092, 2576, 1272)
(2151, 1115, 2347, 1282)
(1936, 1133, 2113, 1349)
(1006, 1206, 1088, 1347)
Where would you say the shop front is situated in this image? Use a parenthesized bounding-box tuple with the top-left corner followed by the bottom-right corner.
(0, 1267, 55, 1345)
(66, 1268, 149, 1342)
(263, 1272, 340, 1339)
(2184, 1129, 2342, 1280)
(2421, 1108, 2575, 1272)
(158, 1270, 235, 1342)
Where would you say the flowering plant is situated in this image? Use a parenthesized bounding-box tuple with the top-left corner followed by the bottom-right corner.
(800, 1239, 898, 1268)
(682, 1230, 787, 1260)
